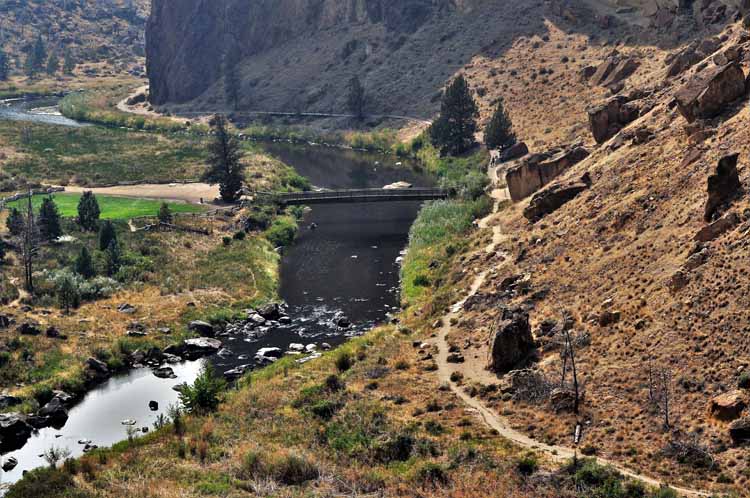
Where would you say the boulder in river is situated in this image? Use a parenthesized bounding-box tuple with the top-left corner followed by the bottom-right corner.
(0, 395, 22, 409)
(153, 366, 177, 379)
(37, 397, 69, 426)
(83, 357, 110, 384)
(224, 365, 251, 381)
(257, 303, 282, 320)
(2, 457, 18, 472)
(149, 401, 159, 411)
(164, 337, 222, 360)
(256, 347, 283, 363)
(0, 413, 34, 452)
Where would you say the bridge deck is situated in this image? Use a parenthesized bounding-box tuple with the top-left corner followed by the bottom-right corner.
(273, 188, 449, 205)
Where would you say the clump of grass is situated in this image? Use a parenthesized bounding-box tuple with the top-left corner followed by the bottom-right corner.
(335, 351, 353, 372)
(241, 449, 319, 485)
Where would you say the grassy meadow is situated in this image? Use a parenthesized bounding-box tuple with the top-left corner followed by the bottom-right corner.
(6, 193, 205, 220)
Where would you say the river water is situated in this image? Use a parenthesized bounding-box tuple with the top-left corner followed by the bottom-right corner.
(0, 99, 430, 487)
(0, 96, 86, 128)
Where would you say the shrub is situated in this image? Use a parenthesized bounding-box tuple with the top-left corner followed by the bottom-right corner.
(413, 274, 431, 287)
(241, 450, 319, 485)
(222, 236, 232, 246)
(335, 351, 353, 372)
(5, 467, 89, 498)
(265, 215, 298, 247)
(414, 462, 449, 487)
(516, 452, 538, 476)
(233, 231, 246, 241)
(178, 363, 227, 414)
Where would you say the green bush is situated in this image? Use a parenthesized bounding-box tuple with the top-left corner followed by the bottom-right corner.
(241, 450, 319, 485)
(264, 215, 298, 247)
(516, 452, 538, 476)
(6, 467, 91, 498)
(414, 462, 449, 487)
(335, 351, 353, 372)
(178, 363, 227, 414)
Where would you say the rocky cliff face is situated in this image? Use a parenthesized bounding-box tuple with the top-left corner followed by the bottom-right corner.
(147, 0, 452, 108)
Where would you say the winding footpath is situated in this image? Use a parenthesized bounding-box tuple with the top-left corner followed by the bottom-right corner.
(431, 164, 711, 498)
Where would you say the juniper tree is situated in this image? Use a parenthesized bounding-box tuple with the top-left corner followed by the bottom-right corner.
(98, 220, 117, 251)
(74, 246, 95, 278)
(202, 115, 245, 203)
(0, 49, 9, 81)
(104, 239, 122, 277)
(25, 35, 46, 78)
(46, 51, 59, 76)
(56, 270, 80, 314)
(485, 98, 517, 151)
(38, 196, 63, 242)
(157, 202, 173, 224)
(347, 75, 367, 121)
(6, 208, 24, 236)
(18, 195, 39, 293)
(77, 191, 100, 231)
(429, 75, 479, 156)
(62, 49, 76, 75)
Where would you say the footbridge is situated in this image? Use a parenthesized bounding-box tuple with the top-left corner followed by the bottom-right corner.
(255, 188, 451, 206)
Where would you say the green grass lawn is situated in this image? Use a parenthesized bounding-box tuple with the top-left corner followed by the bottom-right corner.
(7, 193, 205, 220)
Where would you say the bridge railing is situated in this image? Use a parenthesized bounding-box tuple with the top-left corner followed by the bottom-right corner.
(276, 188, 449, 201)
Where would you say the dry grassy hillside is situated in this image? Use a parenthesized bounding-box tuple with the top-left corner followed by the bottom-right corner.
(435, 1, 750, 492)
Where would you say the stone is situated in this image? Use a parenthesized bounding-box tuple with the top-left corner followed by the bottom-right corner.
(0, 395, 22, 409)
(0, 413, 33, 452)
(550, 388, 577, 413)
(668, 270, 690, 293)
(149, 401, 159, 411)
(187, 320, 214, 337)
(45, 326, 61, 338)
(83, 358, 110, 384)
(2, 457, 18, 472)
(447, 353, 465, 363)
(17, 322, 41, 336)
(487, 308, 535, 374)
(164, 337, 222, 360)
(383, 181, 413, 190)
(587, 95, 640, 144)
(500, 142, 529, 162)
(598, 310, 622, 327)
(506, 146, 589, 201)
(704, 154, 742, 222)
(256, 347, 283, 361)
(523, 174, 592, 222)
(336, 317, 352, 328)
(600, 58, 640, 89)
(38, 397, 69, 426)
(675, 62, 746, 123)
(117, 303, 136, 314)
(710, 391, 747, 421)
(729, 417, 750, 444)
(695, 212, 740, 242)
(153, 366, 176, 379)
(257, 303, 282, 320)
(224, 365, 250, 381)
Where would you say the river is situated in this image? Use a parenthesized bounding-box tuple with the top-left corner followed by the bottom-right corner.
(0, 98, 430, 488)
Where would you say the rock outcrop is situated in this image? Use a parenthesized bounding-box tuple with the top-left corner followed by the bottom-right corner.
(487, 308, 535, 374)
(523, 174, 592, 222)
(0, 414, 34, 452)
(704, 153, 742, 222)
(587, 95, 641, 144)
(165, 337, 222, 360)
(584, 51, 640, 91)
(710, 391, 747, 421)
(729, 417, 750, 444)
(675, 62, 746, 123)
(506, 146, 589, 202)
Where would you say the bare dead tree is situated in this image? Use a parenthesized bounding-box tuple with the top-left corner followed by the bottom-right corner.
(563, 328, 581, 415)
(18, 193, 40, 295)
(646, 358, 673, 430)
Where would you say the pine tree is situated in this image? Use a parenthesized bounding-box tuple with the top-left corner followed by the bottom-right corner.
(63, 49, 76, 75)
(485, 98, 517, 151)
(104, 239, 122, 277)
(38, 196, 63, 242)
(0, 240, 6, 263)
(98, 220, 117, 251)
(429, 75, 479, 156)
(74, 246, 95, 278)
(202, 115, 245, 203)
(77, 191, 100, 231)
(6, 208, 24, 236)
(158, 203, 173, 224)
(347, 76, 366, 121)
(0, 50, 9, 81)
(46, 52, 60, 76)
(25, 35, 46, 78)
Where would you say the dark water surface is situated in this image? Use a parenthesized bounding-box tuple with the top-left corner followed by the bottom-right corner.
(0, 132, 431, 487)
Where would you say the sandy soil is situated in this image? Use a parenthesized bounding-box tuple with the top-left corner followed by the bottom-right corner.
(62, 183, 220, 204)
